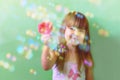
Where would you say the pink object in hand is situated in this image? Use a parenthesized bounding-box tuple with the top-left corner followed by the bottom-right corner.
(38, 21, 53, 34)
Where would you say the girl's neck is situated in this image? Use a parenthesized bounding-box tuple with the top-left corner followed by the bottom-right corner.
(65, 44, 78, 63)
(67, 43, 76, 53)
(65, 51, 78, 63)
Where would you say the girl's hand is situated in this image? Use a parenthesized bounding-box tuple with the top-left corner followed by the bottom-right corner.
(41, 34, 52, 45)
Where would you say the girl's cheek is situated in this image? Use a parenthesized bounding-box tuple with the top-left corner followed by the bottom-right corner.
(65, 29, 70, 37)
(64, 32, 69, 41)
(80, 33, 85, 39)
(79, 34, 85, 44)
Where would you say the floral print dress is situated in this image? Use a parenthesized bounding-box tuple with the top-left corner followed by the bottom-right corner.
(52, 62, 85, 80)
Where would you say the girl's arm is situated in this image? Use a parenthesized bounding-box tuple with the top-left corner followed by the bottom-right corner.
(41, 45, 58, 70)
(85, 67, 94, 80)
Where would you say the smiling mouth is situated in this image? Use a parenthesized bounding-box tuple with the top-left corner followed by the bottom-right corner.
(68, 35, 80, 45)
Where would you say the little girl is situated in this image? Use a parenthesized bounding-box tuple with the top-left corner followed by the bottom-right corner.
(41, 11, 94, 80)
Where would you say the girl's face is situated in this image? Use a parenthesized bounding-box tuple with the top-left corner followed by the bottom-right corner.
(64, 26, 85, 46)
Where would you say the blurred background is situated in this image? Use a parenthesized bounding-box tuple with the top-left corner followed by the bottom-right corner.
(0, 0, 120, 80)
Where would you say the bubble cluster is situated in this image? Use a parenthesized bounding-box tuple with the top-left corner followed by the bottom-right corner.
(20, 0, 27, 7)
(84, 59, 92, 67)
(26, 5, 48, 20)
(92, 23, 109, 37)
(92, 23, 100, 29)
(28, 39, 39, 50)
(79, 43, 90, 52)
(0, 60, 15, 72)
(17, 45, 33, 60)
(55, 5, 62, 12)
(55, 5, 69, 14)
(29, 69, 37, 75)
(85, 12, 94, 18)
(16, 30, 40, 60)
(6, 53, 16, 62)
(68, 34, 80, 46)
(55, 44, 67, 54)
(88, 0, 101, 6)
(98, 29, 109, 37)
(26, 30, 36, 37)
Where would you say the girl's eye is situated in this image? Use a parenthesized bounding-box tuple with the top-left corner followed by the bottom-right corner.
(69, 27, 75, 30)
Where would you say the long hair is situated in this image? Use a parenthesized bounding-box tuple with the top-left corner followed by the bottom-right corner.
(55, 11, 94, 73)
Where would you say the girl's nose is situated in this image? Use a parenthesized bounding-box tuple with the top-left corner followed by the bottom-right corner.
(70, 34, 78, 39)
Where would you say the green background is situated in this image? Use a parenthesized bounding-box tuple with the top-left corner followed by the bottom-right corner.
(0, 0, 120, 80)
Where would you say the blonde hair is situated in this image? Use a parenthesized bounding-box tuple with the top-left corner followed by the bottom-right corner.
(56, 11, 94, 73)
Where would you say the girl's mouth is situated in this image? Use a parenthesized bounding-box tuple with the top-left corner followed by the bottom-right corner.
(68, 34, 80, 45)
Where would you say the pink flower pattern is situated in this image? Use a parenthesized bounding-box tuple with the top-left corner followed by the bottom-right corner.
(68, 68, 80, 80)
(52, 62, 85, 80)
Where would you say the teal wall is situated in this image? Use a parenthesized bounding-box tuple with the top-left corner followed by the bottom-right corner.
(0, 0, 120, 80)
